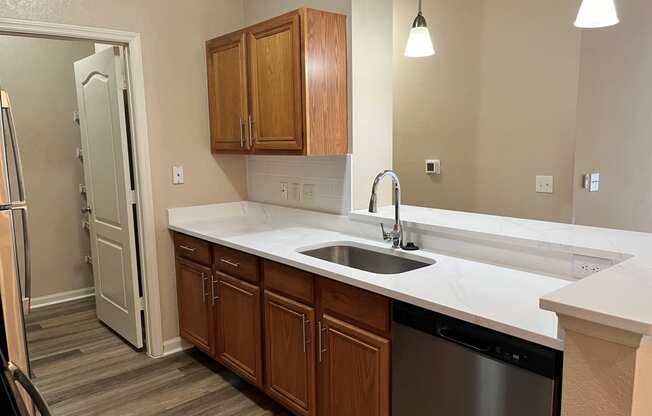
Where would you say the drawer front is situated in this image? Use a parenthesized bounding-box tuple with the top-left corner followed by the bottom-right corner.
(174, 233, 211, 266)
(214, 244, 260, 284)
(319, 278, 391, 337)
(263, 260, 315, 305)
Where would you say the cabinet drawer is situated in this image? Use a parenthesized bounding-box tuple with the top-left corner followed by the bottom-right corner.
(319, 278, 391, 337)
(174, 233, 211, 266)
(263, 260, 315, 305)
(213, 244, 260, 284)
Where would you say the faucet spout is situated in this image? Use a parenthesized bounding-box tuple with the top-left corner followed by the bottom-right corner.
(368, 170, 403, 248)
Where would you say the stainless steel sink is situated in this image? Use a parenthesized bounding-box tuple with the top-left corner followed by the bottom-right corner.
(300, 244, 434, 274)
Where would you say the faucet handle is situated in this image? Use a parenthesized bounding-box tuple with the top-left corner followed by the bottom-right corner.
(380, 223, 393, 241)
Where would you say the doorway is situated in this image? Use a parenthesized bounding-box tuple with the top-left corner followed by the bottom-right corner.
(0, 32, 151, 358)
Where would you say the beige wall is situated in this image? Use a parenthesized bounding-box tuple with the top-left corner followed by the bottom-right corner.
(393, 0, 581, 222)
(0, 36, 95, 298)
(572, 0, 652, 232)
(0, 0, 248, 341)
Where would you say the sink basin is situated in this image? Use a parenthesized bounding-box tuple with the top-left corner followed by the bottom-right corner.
(300, 244, 434, 274)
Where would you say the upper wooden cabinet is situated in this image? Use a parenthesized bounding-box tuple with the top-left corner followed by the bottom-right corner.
(206, 32, 249, 152)
(206, 8, 348, 155)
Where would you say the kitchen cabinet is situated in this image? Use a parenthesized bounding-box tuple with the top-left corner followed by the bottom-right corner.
(206, 32, 249, 152)
(318, 314, 390, 416)
(264, 290, 316, 416)
(215, 271, 263, 388)
(206, 8, 348, 155)
(173, 234, 390, 416)
(175, 257, 213, 354)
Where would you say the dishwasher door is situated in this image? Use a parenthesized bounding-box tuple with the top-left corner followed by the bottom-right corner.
(393, 321, 557, 416)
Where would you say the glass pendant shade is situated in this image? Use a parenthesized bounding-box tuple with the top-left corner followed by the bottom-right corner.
(574, 0, 620, 28)
(404, 1, 435, 58)
(405, 25, 435, 57)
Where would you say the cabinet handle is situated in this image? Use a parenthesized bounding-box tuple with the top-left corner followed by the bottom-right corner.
(248, 114, 254, 148)
(201, 273, 208, 304)
(239, 116, 244, 148)
(301, 314, 311, 354)
(211, 274, 219, 305)
(220, 258, 240, 268)
(318, 321, 327, 363)
(179, 245, 196, 253)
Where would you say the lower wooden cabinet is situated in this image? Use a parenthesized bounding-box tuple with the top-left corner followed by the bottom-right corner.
(215, 271, 263, 387)
(175, 257, 213, 354)
(319, 314, 391, 416)
(174, 235, 390, 416)
(264, 290, 316, 416)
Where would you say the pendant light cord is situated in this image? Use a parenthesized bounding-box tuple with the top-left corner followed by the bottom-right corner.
(418, 0, 422, 14)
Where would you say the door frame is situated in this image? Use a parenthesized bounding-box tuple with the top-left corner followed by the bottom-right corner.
(0, 18, 164, 357)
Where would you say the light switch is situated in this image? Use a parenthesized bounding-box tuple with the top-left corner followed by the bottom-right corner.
(172, 166, 184, 185)
(425, 159, 441, 175)
(536, 175, 553, 193)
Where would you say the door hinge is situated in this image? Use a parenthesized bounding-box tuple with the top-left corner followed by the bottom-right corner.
(79, 184, 87, 194)
(137, 297, 145, 311)
(76, 148, 84, 160)
(81, 220, 90, 230)
(127, 190, 137, 205)
(84, 255, 93, 265)
(73, 110, 80, 126)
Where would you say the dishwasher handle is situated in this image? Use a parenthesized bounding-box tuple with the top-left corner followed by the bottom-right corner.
(437, 326, 492, 353)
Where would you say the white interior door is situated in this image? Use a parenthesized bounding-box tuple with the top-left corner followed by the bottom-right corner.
(74, 46, 143, 348)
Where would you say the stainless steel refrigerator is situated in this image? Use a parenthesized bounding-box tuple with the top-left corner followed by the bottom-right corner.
(0, 87, 50, 415)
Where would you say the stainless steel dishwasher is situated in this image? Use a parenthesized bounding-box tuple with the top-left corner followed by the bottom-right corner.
(392, 301, 563, 416)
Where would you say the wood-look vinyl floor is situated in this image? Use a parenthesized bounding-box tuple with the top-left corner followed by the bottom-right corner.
(26, 297, 290, 416)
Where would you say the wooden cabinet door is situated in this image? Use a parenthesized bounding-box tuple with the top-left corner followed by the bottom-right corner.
(215, 271, 263, 387)
(247, 11, 303, 151)
(175, 257, 212, 353)
(206, 32, 249, 152)
(319, 314, 390, 416)
(264, 291, 316, 416)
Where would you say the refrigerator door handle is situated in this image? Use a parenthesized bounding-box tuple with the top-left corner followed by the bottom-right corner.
(2, 91, 27, 202)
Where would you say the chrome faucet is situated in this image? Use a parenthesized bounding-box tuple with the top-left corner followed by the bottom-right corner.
(369, 170, 404, 248)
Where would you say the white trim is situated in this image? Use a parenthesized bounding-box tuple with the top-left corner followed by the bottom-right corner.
(161, 337, 194, 357)
(0, 17, 164, 357)
(30, 287, 95, 310)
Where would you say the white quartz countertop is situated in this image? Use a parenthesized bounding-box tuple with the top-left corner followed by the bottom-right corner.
(168, 202, 570, 350)
(352, 205, 652, 338)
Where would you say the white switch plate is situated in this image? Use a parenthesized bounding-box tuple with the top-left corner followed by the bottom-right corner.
(172, 166, 184, 184)
(535, 175, 553, 193)
(302, 184, 316, 203)
(280, 182, 289, 200)
(425, 159, 441, 175)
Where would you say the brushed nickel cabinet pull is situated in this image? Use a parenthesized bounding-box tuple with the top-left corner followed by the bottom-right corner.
(248, 114, 254, 148)
(179, 245, 196, 253)
(239, 116, 244, 148)
(220, 258, 240, 268)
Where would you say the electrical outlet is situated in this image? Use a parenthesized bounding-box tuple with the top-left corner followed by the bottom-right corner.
(290, 183, 301, 202)
(536, 175, 553, 193)
(572, 254, 613, 279)
(280, 182, 289, 200)
(302, 184, 316, 203)
(172, 166, 184, 185)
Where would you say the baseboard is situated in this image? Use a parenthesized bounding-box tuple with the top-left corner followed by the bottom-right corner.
(30, 287, 95, 310)
(161, 337, 194, 357)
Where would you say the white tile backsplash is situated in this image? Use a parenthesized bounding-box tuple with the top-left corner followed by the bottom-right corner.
(246, 155, 351, 214)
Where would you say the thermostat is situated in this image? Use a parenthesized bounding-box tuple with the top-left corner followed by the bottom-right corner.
(425, 159, 441, 175)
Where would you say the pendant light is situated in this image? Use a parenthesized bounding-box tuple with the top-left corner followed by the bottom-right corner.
(574, 0, 620, 28)
(404, 0, 435, 58)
